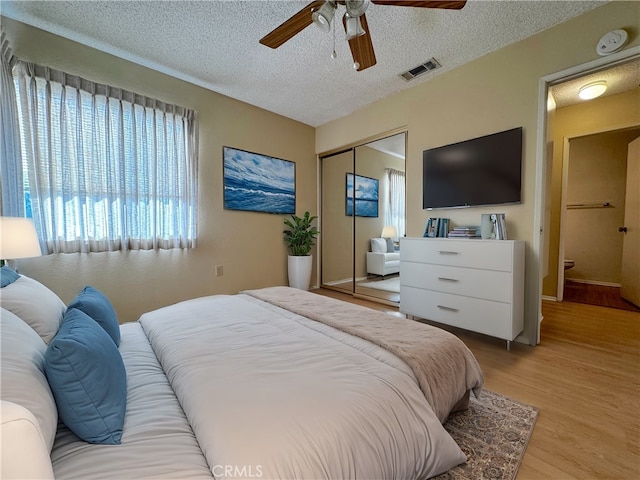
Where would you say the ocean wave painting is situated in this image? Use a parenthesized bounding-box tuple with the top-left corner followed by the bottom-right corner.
(346, 173, 378, 218)
(223, 147, 295, 214)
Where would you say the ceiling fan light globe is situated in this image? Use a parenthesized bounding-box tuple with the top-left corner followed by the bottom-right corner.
(345, 14, 366, 40)
(312, 1, 335, 32)
(312, 13, 331, 32)
(345, 0, 369, 18)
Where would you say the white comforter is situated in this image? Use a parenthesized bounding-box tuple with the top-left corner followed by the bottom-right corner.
(51, 322, 213, 479)
(139, 293, 467, 479)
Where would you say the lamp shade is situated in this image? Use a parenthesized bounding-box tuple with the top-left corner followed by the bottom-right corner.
(0, 217, 42, 260)
(381, 225, 397, 238)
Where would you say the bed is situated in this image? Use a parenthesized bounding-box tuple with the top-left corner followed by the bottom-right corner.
(1, 269, 483, 480)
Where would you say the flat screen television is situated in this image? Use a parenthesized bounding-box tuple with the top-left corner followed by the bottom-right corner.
(422, 127, 523, 210)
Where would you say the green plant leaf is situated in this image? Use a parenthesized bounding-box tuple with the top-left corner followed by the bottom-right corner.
(283, 211, 319, 256)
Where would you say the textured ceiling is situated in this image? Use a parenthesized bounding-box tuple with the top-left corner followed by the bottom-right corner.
(549, 57, 640, 108)
(1, 0, 612, 126)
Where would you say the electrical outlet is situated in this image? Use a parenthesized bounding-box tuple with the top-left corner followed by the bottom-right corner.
(215, 265, 223, 277)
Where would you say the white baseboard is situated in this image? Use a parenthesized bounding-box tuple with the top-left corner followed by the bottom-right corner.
(566, 278, 621, 288)
(542, 295, 557, 302)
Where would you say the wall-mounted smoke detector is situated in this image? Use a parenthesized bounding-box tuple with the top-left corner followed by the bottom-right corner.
(400, 58, 441, 81)
(597, 29, 628, 56)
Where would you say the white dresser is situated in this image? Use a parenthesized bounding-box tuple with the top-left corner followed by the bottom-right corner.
(400, 237, 525, 349)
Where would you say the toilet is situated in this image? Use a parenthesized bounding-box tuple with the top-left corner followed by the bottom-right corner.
(564, 259, 575, 270)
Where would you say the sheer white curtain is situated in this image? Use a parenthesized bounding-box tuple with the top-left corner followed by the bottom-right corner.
(0, 32, 24, 217)
(13, 61, 198, 253)
(385, 168, 405, 238)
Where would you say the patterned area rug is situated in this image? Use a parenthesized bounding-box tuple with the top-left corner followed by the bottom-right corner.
(436, 389, 538, 480)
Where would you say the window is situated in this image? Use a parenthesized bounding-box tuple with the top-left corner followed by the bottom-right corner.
(384, 168, 405, 238)
(10, 62, 198, 253)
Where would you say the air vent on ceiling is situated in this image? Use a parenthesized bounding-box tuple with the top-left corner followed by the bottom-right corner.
(400, 58, 441, 81)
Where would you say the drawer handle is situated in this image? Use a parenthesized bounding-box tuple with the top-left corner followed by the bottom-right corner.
(438, 277, 459, 283)
(437, 305, 459, 312)
(438, 250, 459, 255)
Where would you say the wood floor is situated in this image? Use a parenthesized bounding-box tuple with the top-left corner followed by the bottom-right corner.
(314, 288, 640, 480)
(563, 281, 640, 312)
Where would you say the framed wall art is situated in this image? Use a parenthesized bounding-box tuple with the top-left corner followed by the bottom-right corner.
(346, 173, 379, 218)
(223, 146, 296, 214)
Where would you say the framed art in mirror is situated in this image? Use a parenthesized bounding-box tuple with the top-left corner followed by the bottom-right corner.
(346, 173, 378, 218)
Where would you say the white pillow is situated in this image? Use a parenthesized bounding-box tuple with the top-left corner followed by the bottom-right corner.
(1, 275, 65, 344)
(370, 237, 387, 253)
(0, 401, 55, 480)
(0, 308, 58, 452)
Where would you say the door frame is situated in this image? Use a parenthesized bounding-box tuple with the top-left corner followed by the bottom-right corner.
(534, 45, 640, 343)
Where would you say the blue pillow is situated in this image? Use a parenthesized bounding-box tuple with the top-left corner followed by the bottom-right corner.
(68, 286, 120, 346)
(44, 308, 127, 444)
(1, 266, 20, 288)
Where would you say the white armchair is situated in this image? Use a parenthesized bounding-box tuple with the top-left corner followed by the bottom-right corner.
(366, 238, 400, 276)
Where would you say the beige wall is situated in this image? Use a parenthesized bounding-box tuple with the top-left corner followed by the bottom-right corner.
(543, 90, 640, 297)
(316, 1, 640, 343)
(564, 129, 640, 285)
(2, 17, 317, 323)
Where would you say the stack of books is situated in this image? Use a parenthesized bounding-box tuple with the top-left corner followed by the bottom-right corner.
(424, 218, 449, 238)
(448, 226, 481, 238)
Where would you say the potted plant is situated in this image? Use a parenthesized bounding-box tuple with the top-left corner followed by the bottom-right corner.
(283, 211, 319, 290)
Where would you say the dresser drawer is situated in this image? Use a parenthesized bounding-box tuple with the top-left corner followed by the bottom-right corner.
(400, 286, 520, 340)
(400, 238, 515, 272)
(401, 263, 512, 303)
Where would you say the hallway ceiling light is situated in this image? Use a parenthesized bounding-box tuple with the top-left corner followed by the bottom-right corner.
(578, 81, 607, 100)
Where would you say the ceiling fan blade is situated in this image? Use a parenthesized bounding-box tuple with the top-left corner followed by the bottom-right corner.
(260, 0, 326, 49)
(371, 0, 466, 9)
(344, 13, 377, 72)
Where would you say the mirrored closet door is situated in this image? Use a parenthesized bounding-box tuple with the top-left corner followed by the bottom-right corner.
(321, 149, 355, 295)
(321, 132, 406, 305)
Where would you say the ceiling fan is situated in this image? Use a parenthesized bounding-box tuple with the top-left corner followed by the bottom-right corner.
(259, 0, 467, 72)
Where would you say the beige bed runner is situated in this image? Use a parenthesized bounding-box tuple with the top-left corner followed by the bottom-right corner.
(243, 286, 483, 423)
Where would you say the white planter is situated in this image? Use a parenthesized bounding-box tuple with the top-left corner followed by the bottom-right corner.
(288, 255, 313, 290)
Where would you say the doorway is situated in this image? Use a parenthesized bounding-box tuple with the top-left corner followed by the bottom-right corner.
(560, 128, 640, 311)
(320, 132, 406, 305)
(539, 52, 640, 316)
(534, 47, 640, 343)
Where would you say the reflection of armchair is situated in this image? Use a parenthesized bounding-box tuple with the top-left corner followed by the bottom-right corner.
(366, 238, 400, 276)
